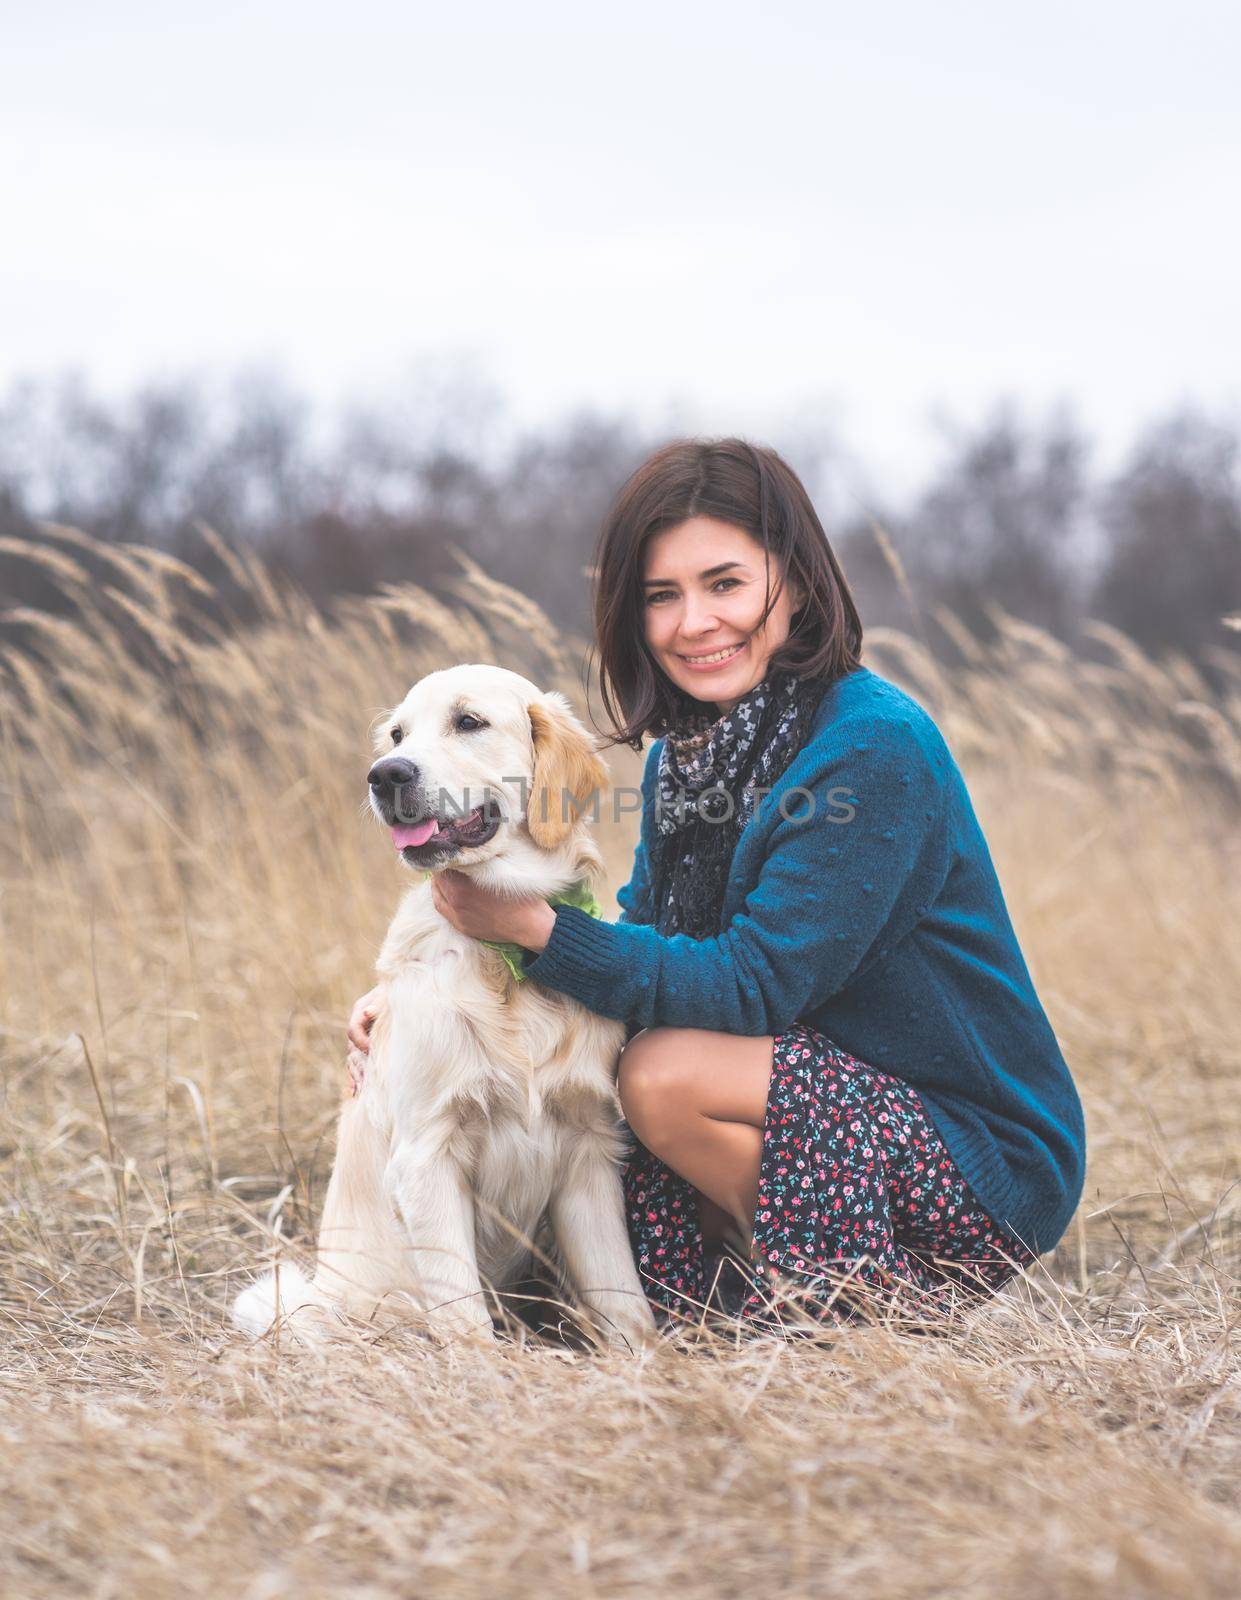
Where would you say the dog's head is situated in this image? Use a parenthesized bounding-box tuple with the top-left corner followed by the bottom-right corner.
(367, 663, 611, 870)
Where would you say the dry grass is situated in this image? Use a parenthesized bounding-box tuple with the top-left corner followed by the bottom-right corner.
(1, 528, 1239, 1599)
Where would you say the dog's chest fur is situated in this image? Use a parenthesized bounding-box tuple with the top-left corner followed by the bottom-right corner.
(367, 883, 628, 1278)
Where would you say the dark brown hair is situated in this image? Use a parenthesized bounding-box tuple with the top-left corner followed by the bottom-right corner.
(591, 437, 863, 749)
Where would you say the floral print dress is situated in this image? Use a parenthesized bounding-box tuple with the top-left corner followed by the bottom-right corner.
(623, 1022, 1037, 1327)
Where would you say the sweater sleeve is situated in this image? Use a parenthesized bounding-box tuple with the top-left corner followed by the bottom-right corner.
(614, 740, 661, 928)
(521, 722, 952, 1037)
(606, 743, 659, 1045)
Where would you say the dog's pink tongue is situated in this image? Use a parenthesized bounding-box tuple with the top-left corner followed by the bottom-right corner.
(392, 818, 438, 850)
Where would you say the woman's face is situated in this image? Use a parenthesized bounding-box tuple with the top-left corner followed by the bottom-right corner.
(642, 516, 806, 716)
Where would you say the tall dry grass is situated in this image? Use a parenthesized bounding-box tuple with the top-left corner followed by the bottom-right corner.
(0, 526, 1238, 1599)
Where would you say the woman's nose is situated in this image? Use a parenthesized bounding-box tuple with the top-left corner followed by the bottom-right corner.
(679, 596, 720, 637)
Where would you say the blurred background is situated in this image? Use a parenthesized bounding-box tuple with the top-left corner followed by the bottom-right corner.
(3, 1, 1239, 673)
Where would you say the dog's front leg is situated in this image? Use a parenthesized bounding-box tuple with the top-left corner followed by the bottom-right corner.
(385, 1137, 494, 1342)
(551, 1134, 657, 1351)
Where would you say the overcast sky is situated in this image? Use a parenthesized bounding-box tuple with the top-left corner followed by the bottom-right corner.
(4, 1, 1238, 496)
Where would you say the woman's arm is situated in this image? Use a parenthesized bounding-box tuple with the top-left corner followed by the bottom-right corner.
(615, 835, 654, 927)
(521, 723, 953, 1037)
(603, 744, 659, 1043)
(614, 739, 661, 928)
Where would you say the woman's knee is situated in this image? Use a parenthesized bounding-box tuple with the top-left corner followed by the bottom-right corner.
(617, 1028, 701, 1152)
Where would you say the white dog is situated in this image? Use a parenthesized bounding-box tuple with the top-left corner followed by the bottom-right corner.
(233, 664, 656, 1349)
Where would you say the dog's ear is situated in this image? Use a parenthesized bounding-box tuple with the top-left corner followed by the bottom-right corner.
(526, 693, 610, 850)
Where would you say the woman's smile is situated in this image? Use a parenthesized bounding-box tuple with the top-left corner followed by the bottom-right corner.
(676, 639, 748, 671)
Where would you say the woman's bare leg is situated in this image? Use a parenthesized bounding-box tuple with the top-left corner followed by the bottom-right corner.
(617, 1027, 774, 1237)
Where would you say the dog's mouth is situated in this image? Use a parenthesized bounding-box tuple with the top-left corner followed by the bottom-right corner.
(390, 800, 502, 861)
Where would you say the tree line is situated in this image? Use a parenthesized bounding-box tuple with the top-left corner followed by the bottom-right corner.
(1, 370, 1238, 685)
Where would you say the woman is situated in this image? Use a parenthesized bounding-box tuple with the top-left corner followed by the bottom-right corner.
(347, 438, 1087, 1328)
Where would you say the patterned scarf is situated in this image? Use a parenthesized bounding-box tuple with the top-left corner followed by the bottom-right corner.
(648, 668, 830, 941)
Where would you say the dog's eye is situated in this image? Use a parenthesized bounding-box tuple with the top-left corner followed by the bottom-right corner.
(390, 726, 403, 745)
(456, 713, 487, 733)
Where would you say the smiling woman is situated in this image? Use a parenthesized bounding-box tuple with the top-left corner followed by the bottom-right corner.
(348, 438, 1086, 1332)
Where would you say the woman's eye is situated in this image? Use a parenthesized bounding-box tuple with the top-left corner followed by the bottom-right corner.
(457, 713, 486, 732)
(645, 579, 738, 605)
(390, 726, 403, 745)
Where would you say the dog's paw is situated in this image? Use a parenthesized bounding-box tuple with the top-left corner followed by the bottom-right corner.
(588, 1293, 659, 1353)
(231, 1262, 330, 1340)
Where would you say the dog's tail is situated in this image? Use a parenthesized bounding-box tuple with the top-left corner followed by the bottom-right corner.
(231, 1261, 333, 1339)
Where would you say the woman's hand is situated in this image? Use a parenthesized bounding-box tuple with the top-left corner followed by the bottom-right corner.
(344, 985, 384, 1095)
(345, 1045, 369, 1098)
(348, 984, 384, 1053)
(431, 868, 556, 953)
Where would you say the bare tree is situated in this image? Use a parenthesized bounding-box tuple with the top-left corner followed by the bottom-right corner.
(1090, 409, 1241, 673)
(897, 403, 1093, 646)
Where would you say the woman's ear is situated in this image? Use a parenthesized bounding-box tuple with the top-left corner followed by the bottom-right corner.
(526, 693, 611, 850)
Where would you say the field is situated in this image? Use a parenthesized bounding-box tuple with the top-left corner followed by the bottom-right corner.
(1, 528, 1239, 1598)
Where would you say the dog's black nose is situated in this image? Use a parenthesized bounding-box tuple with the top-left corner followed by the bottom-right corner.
(368, 757, 420, 792)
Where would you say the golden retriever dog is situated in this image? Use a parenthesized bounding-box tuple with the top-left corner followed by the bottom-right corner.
(232, 664, 656, 1349)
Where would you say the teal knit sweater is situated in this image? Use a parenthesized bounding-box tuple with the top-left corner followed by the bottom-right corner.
(522, 664, 1087, 1256)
